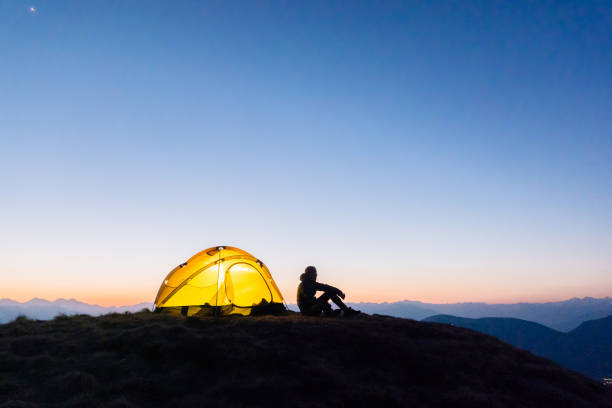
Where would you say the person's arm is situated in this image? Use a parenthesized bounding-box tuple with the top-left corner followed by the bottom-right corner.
(314, 282, 344, 298)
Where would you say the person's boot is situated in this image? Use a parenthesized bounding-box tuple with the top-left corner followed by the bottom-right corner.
(343, 307, 361, 317)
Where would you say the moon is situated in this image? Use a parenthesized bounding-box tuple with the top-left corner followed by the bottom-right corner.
(29, 6, 36, 14)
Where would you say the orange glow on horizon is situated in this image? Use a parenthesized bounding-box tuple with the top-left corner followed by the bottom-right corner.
(3, 284, 611, 307)
(3, 290, 154, 308)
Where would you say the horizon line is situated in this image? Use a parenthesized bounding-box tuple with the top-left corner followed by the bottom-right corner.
(2, 295, 611, 308)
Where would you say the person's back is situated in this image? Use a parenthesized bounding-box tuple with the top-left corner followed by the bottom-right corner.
(297, 271, 319, 312)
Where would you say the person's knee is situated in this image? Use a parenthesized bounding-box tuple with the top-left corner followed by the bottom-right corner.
(320, 291, 333, 301)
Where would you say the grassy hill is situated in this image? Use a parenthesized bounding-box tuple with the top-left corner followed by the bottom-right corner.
(0, 311, 609, 407)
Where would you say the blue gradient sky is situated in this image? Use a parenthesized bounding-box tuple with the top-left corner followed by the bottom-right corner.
(1, 1, 611, 305)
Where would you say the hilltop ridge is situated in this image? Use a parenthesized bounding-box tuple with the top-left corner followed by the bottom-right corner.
(1, 311, 609, 407)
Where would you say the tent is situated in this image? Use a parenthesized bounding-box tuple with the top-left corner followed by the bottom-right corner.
(154, 246, 285, 316)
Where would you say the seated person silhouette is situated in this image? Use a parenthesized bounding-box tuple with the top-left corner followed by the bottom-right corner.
(297, 266, 360, 317)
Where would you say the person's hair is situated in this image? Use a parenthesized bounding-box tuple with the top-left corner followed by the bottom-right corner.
(305, 265, 317, 275)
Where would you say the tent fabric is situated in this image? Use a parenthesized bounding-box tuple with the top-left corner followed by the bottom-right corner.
(154, 246, 285, 316)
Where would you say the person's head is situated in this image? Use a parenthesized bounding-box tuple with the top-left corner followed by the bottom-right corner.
(304, 265, 317, 281)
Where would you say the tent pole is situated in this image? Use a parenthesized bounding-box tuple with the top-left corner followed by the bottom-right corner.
(214, 250, 220, 317)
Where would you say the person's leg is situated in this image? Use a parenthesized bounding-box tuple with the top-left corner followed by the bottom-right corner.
(328, 292, 361, 316)
(328, 294, 349, 312)
(309, 291, 360, 316)
(309, 292, 333, 316)
(315, 291, 349, 314)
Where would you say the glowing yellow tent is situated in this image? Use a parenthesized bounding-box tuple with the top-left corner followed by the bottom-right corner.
(154, 246, 285, 316)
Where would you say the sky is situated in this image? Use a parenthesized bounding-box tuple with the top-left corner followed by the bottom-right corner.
(1, 0, 611, 306)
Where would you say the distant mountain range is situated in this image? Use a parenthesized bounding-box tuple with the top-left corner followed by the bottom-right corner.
(3, 296, 612, 333)
(423, 314, 612, 381)
(0, 298, 152, 323)
(348, 297, 612, 332)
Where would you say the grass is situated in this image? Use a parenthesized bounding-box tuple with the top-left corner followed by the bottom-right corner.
(0, 311, 609, 407)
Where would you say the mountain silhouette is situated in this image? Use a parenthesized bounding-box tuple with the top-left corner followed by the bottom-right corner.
(0, 298, 152, 323)
(564, 315, 612, 382)
(349, 297, 612, 331)
(0, 311, 609, 407)
(423, 314, 612, 381)
(6, 297, 612, 331)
